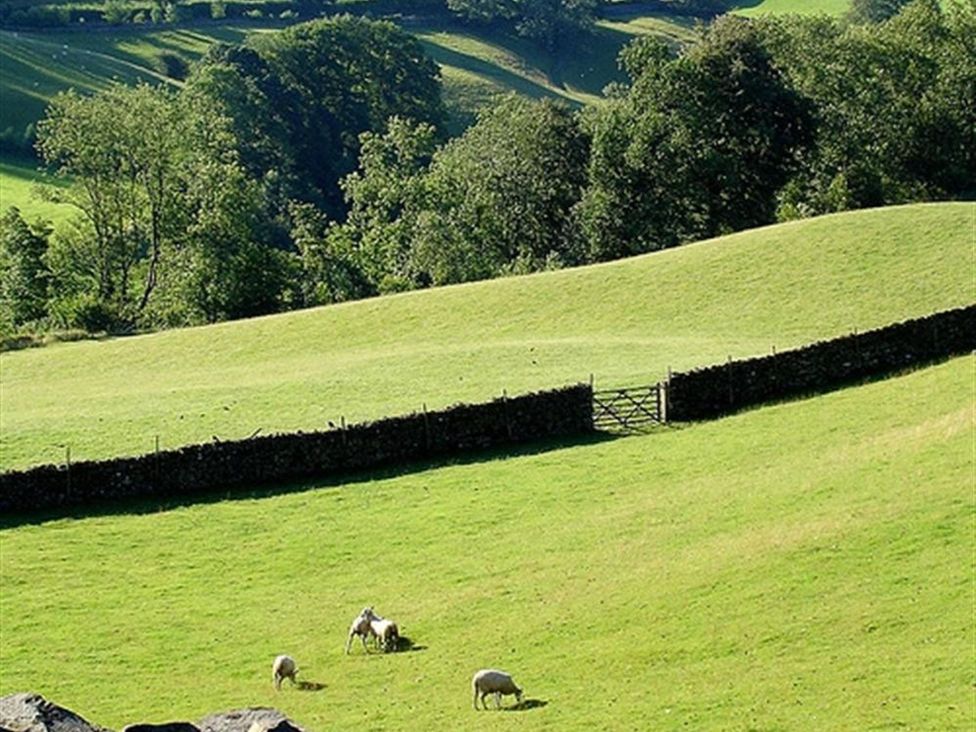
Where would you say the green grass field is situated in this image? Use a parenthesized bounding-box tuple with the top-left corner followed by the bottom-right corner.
(0, 158, 73, 223)
(0, 13, 693, 155)
(1, 202, 971, 471)
(731, 0, 851, 16)
(0, 353, 971, 728)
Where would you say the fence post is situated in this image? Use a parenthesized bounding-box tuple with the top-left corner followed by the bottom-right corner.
(422, 403, 430, 451)
(727, 355, 734, 407)
(502, 389, 512, 439)
(154, 435, 160, 489)
(65, 445, 71, 501)
(341, 416, 347, 448)
(665, 367, 672, 422)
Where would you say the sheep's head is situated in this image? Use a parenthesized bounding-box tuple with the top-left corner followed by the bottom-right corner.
(515, 687, 524, 704)
(361, 606, 375, 619)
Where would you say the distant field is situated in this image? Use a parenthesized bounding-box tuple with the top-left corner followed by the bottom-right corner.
(731, 0, 851, 15)
(0, 23, 268, 143)
(0, 12, 693, 151)
(0, 158, 73, 223)
(1, 202, 971, 470)
(0, 354, 970, 728)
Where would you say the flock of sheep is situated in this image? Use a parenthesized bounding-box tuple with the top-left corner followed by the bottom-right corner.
(271, 606, 525, 710)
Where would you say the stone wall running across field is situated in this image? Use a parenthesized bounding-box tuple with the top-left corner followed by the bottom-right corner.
(665, 305, 975, 422)
(0, 385, 594, 515)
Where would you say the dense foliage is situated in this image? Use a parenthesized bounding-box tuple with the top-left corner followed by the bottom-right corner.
(2, 1, 972, 340)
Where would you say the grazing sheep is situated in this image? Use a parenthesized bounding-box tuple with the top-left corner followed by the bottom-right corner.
(472, 669, 523, 710)
(369, 616, 400, 653)
(345, 607, 375, 654)
(272, 655, 299, 690)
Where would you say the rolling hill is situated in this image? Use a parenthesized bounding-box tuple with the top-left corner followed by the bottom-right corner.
(1, 201, 971, 471)
(0, 352, 970, 728)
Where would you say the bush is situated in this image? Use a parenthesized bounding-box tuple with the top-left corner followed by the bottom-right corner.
(155, 52, 189, 80)
(49, 293, 122, 333)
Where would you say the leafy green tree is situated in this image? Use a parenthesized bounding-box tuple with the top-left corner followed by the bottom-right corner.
(581, 18, 813, 260)
(37, 85, 188, 322)
(329, 116, 440, 293)
(408, 95, 589, 284)
(759, 0, 974, 217)
(291, 202, 374, 305)
(258, 16, 446, 216)
(848, 0, 911, 23)
(185, 45, 302, 209)
(448, 0, 597, 48)
(36, 82, 293, 329)
(0, 208, 51, 329)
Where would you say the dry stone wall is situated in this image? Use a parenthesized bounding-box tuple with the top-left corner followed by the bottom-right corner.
(666, 305, 975, 421)
(0, 385, 594, 515)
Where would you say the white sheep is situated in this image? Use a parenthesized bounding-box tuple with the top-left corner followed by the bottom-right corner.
(369, 615, 400, 653)
(345, 607, 375, 654)
(472, 668, 524, 710)
(271, 654, 299, 690)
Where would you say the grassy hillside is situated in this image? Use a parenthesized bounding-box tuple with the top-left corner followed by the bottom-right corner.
(0, 12, 692, 164)
(1, 202, 971, 470)
(0, 158, 73, 223)
(0, 354, 971, 728)
(731, 0, 851, 16)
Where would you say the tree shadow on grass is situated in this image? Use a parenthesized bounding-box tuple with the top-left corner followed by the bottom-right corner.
(0, 432, 621, 529)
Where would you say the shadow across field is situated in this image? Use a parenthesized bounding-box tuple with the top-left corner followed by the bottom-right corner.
(503, 699, 548, 712)
(0, 432, 620, 529)
(393, 635, 426, 653)
(296, 680, 326, 692)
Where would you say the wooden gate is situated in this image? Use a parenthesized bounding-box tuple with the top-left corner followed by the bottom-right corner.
(592, 384, 665, 432)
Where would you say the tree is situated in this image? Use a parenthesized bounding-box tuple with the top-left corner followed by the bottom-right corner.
(848, 0, 911, 24)
(36, 84, 188, 323)
(0, 208, 51, 329)
(580, 19, 813, 260)
(448, 0, 597, 48)
(758, 0, 975, 217)
(36, 82, 292, 329)
(256, 16, 446, 216)
(185, 44, 303, 211)
(408, 95, 589, 284)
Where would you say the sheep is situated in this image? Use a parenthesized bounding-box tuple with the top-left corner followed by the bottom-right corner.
(271, 654, 299, 690)
(472, 669, 524, 710)
(369, 615, 400, 653)
(345, 607, 375, 654)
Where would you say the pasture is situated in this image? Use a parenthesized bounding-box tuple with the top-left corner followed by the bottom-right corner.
(1, 202, 971, 471)
(731, 0, 851, 16)
(0, 354, 971, 728)
(0, 11, 693, 155)
(0, 158, 73, 223)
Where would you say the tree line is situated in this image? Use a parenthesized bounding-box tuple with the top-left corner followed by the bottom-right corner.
(2, 1, 973, 340)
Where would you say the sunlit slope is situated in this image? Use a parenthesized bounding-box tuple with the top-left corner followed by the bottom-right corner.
(0, 202, 971, 469)
(0, 14, 692, 151)
(0, 356, 971, 729)
(0, 158, 73, 223)
(731, 0, 851, 16)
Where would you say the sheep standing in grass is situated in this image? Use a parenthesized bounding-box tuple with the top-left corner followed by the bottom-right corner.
(472, 669, 524, 710)
(272, 655, 299, 690)
(345, 607, 375, 654)
(368, 613, 400, 653)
